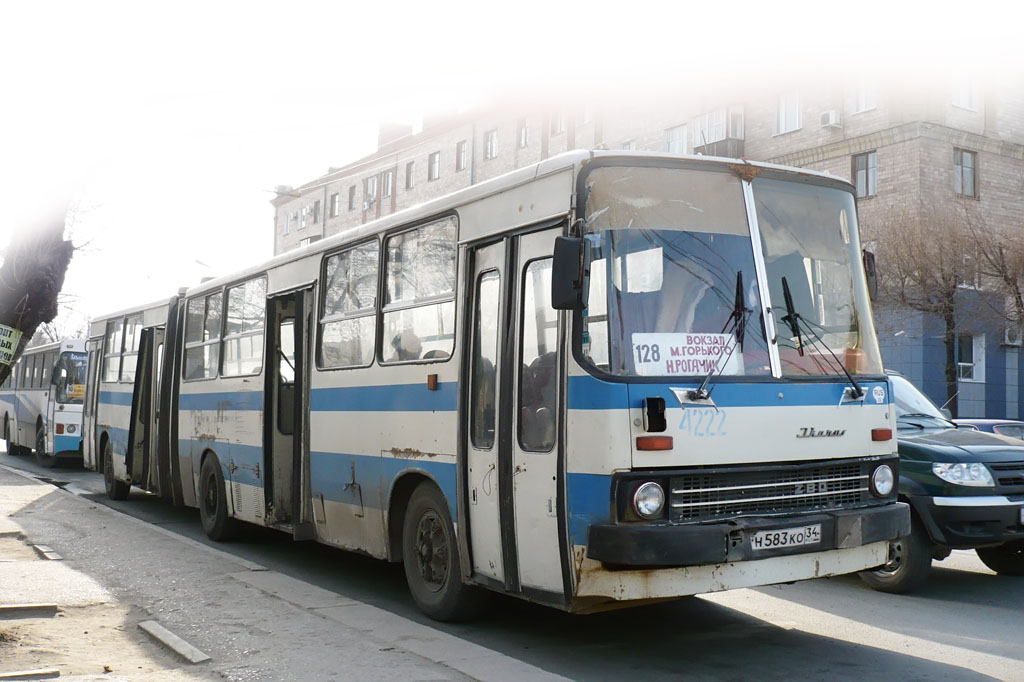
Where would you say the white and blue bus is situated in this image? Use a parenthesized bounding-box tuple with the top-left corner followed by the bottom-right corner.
(86, 150, 908, 619)
(1, 338, 88, 467)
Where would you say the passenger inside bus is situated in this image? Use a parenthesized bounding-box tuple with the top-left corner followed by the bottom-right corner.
(390, 329, 423, 361)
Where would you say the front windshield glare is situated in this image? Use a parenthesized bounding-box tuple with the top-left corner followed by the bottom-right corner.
(581, 166, 771, 377)
(890, 375, 946, 420)
(753, 177, 883, 377)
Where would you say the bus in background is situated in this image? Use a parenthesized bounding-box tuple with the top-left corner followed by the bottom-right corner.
(83, 297, 184, 503)
(86, 150, 908, 620)
(1, 339, 88, 467)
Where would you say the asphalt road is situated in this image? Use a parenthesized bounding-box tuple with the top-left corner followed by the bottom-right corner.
(4, 448, 1021, 681)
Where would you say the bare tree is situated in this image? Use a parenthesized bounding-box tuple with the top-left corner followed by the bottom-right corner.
(0, 214, 75, 384)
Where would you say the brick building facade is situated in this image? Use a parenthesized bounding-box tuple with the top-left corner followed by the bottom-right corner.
(271, 74, 1024, 417)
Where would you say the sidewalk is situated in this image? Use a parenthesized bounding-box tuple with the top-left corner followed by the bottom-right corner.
(0, 465, 570, 682)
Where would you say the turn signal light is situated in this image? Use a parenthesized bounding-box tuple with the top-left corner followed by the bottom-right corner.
(636, 436, 673, 451)
(871, 428, 892, 441)
(56, 423, 64, 435)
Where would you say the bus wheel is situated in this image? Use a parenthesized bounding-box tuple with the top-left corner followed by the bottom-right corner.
(102, 440, 130, 501)
(858, 516, 932, 593)
(199, 455, 236, 541)
(34, 425, 58, 468)
(976, 542, 1024, 576)
(401, 482, 486, 621)
(4, 418, 26, 456)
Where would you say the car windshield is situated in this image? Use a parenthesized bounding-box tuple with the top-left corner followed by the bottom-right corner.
(889, 374, 950, 424)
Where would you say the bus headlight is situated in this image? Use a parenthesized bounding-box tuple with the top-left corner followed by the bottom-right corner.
(932, 462, 994, 487)
(66, 424, 77, 434)
(870, 464, 894, 497)
(632, 482, 665, 519)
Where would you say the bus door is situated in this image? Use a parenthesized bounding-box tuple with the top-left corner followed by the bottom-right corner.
(126, 328, 160, 489)
(82, 339, 101, 469)
(264, 287, 314, 538)
(465, 227, 565, 596)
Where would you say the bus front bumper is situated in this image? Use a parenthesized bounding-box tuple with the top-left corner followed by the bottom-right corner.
(586, 502, 910, 567)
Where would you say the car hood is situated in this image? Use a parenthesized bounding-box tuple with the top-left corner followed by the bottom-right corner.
(898, 426, 1024, 463)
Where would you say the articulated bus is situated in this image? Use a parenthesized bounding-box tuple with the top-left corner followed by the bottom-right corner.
(1, 339, 88, 467)
(85, 150, 909, 619)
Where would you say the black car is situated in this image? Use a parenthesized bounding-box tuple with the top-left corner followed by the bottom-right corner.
(860, 373, 1024, 592)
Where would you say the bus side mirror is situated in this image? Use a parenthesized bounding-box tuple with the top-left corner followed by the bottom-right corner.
(551, 236, 591, 311)
(51, 365, 65, 385)
(862, 249, 878, 300)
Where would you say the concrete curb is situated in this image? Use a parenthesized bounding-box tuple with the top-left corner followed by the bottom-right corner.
(0, 669, 60, 680)
(139, 620, 212, 664)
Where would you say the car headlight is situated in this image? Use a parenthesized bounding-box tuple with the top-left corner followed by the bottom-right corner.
(932, 462, 994, 487)
(870, 464, 895, 497)
(632, 482, 666, 519)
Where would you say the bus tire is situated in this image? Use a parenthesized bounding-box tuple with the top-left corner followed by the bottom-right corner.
(199, 455, 236, 541)
(401, 481, 486, 621)
(34, 425, 58, 468)
(858, 516, 932, 593)
(976, 543, 1024, 576)
(4, 417, 27, 456)
(102, 439, 130, 501)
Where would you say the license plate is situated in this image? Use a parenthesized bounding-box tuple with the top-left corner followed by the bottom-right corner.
(749, 524, 822, 551)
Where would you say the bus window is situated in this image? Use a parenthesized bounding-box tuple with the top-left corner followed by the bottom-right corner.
(184, 293, 223, 380)
(471, 271, 500, 449)
(120, 314, 144, 383)
(222, 277, 267, 377)
(519, 259, 557, 452)
(382, 217, 456, 363)
(320, 241, 378, 369)
(103, 318, 124, 382)
(56, 351, 88, 404)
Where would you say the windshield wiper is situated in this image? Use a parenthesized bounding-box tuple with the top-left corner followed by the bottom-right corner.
(689, 272, 751, 402)
(778, 277, 864, 400)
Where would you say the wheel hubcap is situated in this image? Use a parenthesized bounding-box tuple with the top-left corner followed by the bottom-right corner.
(414, 511, 448, 592)
(882, 538, 905, 572)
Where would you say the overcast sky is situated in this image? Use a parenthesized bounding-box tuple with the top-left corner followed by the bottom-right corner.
(1, 0, 1019, 337)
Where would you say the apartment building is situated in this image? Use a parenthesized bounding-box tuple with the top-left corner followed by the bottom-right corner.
(271, 74, 1024, 417)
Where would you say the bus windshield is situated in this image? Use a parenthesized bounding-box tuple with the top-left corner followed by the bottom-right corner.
(580, 165, 882, 379)
(56, 351, 88, 404)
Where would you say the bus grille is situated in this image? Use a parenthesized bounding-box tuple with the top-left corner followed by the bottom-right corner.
(669, 461, 871, 523)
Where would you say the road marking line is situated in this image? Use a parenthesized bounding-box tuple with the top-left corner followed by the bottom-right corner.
(139, 620, 211, 664)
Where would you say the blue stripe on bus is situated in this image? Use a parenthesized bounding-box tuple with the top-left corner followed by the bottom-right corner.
(53, 435, 81, 454)
(177, 439, 265, 487)
(566, 472, 613, 546)
(99, 391, 133, 406)
(179, 391, 265, 412)
(569, 375, 889, 410)
(310, 383, 458, 412)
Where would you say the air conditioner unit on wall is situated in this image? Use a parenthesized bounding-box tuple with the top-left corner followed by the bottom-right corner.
(1004, 325, 1022, 346)
(820, 110, 842, 128)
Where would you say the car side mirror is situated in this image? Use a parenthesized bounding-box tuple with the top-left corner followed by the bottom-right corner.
(551, 236, 591, 311)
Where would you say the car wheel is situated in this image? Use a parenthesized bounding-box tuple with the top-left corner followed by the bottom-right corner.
(34, 425, 58, 468)
(401, 481, 487, 621)
(859, 516, 933, 593)
(103, 439, 130, 501)
(199, 454, 236, 541)
(976, 543, 1024, 576)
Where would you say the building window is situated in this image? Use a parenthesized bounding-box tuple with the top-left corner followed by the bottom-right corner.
(281, 217, 290, 235)
(383, 170, 393, 198)
(290, 211, 299, 227)
(580, 105, 593, 125)
(406, 161, 415, 189)
(664, 124, 687, 154)
(299, 238, 311, 247)
(330, 192, 340, 218)
(957, 333, 985, 382)
(852, 78, 877, 113)
(428, 151, 441, 180)
(517, 119, 528, 148)
(456, 140, 467, 171)
(366, 176, 378, 204)
(852, 151, 877, 198)
(312, 200, 321, 223)
(348, 185, 356, 211)
(484, 130, 498, 160)
(952, 77, 980, 110)
(692, 109, 727, 147)
(300, 206, 309, 229)
(775, 93, 801, 134)
(621, 139, 636, 151)
(954, 148, 977, 197)
(550, 112, 565, 136)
